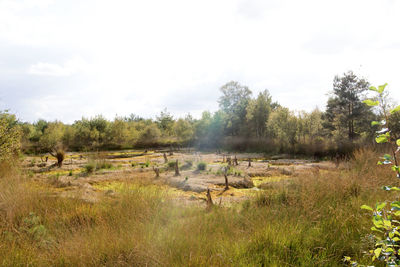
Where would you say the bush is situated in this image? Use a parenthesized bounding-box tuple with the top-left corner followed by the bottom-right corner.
(167, 161, 176, 169)
(84, 163, 95, 173)
(197, 162, 207, 171)
(0, 111, 21, 163)
(98, 161, 113, 170)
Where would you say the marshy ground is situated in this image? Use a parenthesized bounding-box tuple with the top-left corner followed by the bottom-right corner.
(23, 150, 337, 206)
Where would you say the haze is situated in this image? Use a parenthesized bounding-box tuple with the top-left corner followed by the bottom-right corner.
(1, 0, 400, 123)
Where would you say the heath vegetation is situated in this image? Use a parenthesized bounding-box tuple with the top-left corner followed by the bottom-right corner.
(1, 73, 400, 266)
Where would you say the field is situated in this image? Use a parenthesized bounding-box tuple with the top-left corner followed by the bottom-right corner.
(0, 149, 397, 266)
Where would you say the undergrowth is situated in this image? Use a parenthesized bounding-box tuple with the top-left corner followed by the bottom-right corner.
(0, 149, 395, 266)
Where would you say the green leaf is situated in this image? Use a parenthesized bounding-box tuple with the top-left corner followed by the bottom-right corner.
(378, 83, 388, 94)
(363, 99, 379, 106)
(374, 247, 382, 258)
(371, 226, 383, 233)
(369, 86, 379, 93)
(376, 202, 386, 211)
(391, 105, 400, 114)
(383, 186, 400, 191)
(394, 211, 400, 216)
(373, 219, 384, 228)
(384, 154, 392, 161)
(391, 201, 400, 210)
(397, 139, 400, 146)
(371, 121, 381, 126)
(361, 205, 373, 211)
(383, 219, 392, 228)
(376, 134, 389, 144)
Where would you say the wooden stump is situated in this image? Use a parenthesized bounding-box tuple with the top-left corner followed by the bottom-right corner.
(224, 167, 229, 190)
(174, 159, 180, 176)
(163, 153, 168, 163)
(153, 166, 160, 178)
(206, 189, 213, 209)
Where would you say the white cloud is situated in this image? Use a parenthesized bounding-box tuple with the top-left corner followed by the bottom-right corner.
(28, 57, 91, 76)
(1, 0, 400, 122)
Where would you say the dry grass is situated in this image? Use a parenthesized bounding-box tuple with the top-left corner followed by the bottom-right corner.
(0, 149, 396, 266)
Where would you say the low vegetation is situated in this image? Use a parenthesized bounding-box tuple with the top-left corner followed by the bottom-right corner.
(0, 148, 397, 266)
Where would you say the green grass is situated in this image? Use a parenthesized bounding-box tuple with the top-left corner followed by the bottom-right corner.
(0, 149, 395, 266)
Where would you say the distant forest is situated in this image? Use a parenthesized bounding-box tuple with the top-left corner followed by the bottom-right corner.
(3, 71, 400, 158)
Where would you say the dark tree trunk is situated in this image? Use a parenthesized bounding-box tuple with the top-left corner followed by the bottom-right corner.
(206, 189, 213, 209)
(174, 159, 180, 176)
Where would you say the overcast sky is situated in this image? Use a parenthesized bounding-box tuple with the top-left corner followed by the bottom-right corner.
(1, 0, 400, 123)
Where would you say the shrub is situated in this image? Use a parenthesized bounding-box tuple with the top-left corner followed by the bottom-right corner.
(167, 161, 176, 169)
(98, 161, 113, 169)
(197, 162, 207, 171)
(0, 111, 21, 163)
(84, 163, 95, 173)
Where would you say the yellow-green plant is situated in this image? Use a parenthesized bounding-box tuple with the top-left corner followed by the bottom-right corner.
(0, 111, 21, 162)
(345, 83, 400, 266)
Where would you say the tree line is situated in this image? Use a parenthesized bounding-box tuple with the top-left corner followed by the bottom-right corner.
(2, 71, 400, 162)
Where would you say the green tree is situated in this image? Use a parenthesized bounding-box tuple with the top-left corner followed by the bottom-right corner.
(72, 115, 109, 149)
(0, 111, 21, 162)
(268, 107, 298, 151)
(297, 108, 323, 143)
(173, 118, 194, 145)
(156, 109, 174, 136)
(325, 71, 373, 140)
(218, 81, 252, 136)
(138, 124, 161, 147)
(246, 90, 272, 138)
(38, 121, 66, 167)
(108, 117, 129, 148)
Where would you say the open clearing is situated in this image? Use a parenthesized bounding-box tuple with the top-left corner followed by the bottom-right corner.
(23, 150, 337, 206)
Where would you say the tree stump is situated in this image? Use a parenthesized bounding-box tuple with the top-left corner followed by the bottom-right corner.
(335, 153, 340, 168)
(224, 167, 229, 190)
(206, 189, 213, 209)
(163, 153, 168, 163)
(227, 156, 231, 166)
(234, 155, 238, 166)
(153, 166, 160, 178)
(248, 158, 252, 167)
(174, 159, 180, 176)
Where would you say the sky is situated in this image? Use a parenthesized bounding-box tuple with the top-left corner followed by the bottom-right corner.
(1, 0, 400, 123)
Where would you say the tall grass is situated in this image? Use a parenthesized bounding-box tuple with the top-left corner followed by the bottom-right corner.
(0, 149, 395, 266)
